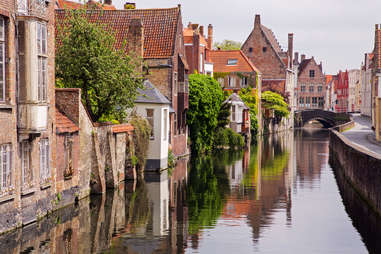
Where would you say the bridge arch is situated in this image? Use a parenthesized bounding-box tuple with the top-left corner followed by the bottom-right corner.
(295, 109, 348, 128)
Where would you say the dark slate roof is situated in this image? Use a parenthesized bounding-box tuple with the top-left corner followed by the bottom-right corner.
(224, 93, 249, 110)
(135, 80, 171, 104)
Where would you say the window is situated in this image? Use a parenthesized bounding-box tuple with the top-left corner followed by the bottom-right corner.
(174, 72, 177, 94)
(0, 144, 12, 190)
(0, 17, 4, 102)
(163, 109, 168, 141)
(227, 59, 238, 65)
(146, 109, 154, 139)
(64, 136, 73, 178)
(21, 141, 31, 187)
(249, 47, 253, 53)
(306, 97, 311, 108)
(40, 139, 50, 182)
(299, 97, 304, 104)
(241, 77, 248, 88)
(309, 70, 315, 78)
(231, 105, 236, 121)
(312, 97, 318, 104)
(228, 76, 235, 88)
(301, 85, 306, 92)
(318, 86, 323, 92)
(17, 0, 28, 13)
(309, 86, 314, 92)
(262, 47, 267, 52)
(37, 22, 47, 102)
(199, 53, 203, 73)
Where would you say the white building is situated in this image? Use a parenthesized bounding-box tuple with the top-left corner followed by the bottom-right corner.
(135, 80, 170, 171)
(361, 53, 372, 117)
(224, 93, 250, 137)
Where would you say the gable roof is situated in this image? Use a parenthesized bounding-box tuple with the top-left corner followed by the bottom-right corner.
(56, 108, 79, 134)
(55, 0, 116, 10)
(208, 50, 260, 73)
(135, 80, 171, 104)
(55, 7, 180, 58)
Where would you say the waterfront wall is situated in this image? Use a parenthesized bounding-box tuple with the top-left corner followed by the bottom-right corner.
(329, 130, 381, 215)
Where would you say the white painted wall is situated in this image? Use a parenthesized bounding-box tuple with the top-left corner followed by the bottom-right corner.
(135, 103, 169, 167)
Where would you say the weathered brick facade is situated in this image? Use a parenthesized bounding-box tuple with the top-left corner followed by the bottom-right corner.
(296, 56, 326, 110)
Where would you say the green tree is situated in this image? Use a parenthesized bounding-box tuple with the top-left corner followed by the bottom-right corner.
(239, 87, 259, 137)
(56, 10, 144, 122)
(187, 74, 224, 153)
(213, 40, 242, 50)
(261, 91, 290, 118)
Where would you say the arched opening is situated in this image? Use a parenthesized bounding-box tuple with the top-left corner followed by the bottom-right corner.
(302, 117, 334, 128)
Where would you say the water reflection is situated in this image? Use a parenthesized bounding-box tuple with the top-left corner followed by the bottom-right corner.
(1, 130, 380, 253)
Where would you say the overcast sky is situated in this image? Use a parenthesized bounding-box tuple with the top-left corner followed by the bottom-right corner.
(112, 0, 380, 74)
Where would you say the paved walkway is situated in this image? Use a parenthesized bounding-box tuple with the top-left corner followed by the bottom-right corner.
(341, 114, 381, 155)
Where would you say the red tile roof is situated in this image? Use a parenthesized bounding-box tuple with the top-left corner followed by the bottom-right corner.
(112, 124, 134, 133)
(55, 0, 116, 10)
(208, 50, 260, 73)
(56, 108, 79, 134)
(56, 7, 181, 58)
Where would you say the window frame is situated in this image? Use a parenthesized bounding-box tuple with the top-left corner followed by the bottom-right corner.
(227, 59, 238, 66)
(0, 17, 5, 103)
(163, 109, 168, 141)
(309, 70, 315, 78)
(228, 76, 235, 88)
(0, 143, 12, 191)
(37, 22, 48, 103)
(39, 138, 50, 183)
(146, 108, 154, 140)
(21, 141, 32, 187)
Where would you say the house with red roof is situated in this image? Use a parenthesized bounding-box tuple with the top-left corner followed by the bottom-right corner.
(335, 70, 349, 113)
(56, 4, 190, 157)
(208, 50, 261, 92)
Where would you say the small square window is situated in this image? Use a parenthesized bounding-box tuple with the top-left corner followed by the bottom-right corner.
(249, 47, 253, 53)
(309, 70, 315, 78)
(262, 47, 267, 52)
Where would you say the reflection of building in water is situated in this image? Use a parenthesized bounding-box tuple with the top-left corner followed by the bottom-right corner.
(146, 171, 169, 236)
(295, 129, 329, 185)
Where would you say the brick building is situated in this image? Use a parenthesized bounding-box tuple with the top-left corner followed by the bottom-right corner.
(296, 55, 326, 110)
(184, 22, 214, 75)
(241, 15, 295, 98)
(56, 5, 189, 157)
(241, 14, 296, 128)
(335, 70, 349, 113)
(0, 0, 57, 232)
(360, 53, 373, 117)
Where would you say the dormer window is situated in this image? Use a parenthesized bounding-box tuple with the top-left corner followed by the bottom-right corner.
(227, 59, 237, 65)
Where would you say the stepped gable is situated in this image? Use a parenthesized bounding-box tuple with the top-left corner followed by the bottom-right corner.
(56, 7, 180, 58)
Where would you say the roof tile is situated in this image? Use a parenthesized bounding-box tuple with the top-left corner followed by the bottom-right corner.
(56, 108, 79, 134)
(208, 50, 260, 73)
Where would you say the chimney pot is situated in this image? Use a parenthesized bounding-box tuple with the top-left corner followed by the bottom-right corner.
(255, 14, 261, 27)
(301, 54, 306, 61)
(199, 26, 204, 36)
(376, 24, 379, 30)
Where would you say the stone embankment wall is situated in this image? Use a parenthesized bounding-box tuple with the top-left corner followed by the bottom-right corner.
(329, 129, 381, 216)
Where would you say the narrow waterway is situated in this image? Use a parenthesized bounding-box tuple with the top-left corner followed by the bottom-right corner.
(1, 130, 381, 253)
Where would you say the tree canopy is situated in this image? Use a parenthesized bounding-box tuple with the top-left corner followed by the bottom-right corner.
(213, 40, 242, 50)
(187, 74, 224, 153)
(261, 91, 290, 118)
(56, 10, 144, 122)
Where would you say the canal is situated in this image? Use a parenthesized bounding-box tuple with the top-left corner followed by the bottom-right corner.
(1, 129, 381, 253)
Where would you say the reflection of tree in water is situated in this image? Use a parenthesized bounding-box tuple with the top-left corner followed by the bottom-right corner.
(186, 155, 230, 235)
(125, 180, 151, 233)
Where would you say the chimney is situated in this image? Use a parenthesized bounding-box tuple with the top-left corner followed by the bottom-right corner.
(294, 52, 299, 63)
(288, 33, 293, 67)
(375, 24, 381, 69)
(255, 14, 261, 28)
(199, 26, 204, 37)
(124, 2, 136, 9)
(207, 24, 213, 49)
(127, 18, 144, 61)
(301, 54, 306, 61)
(191, 23, 199, 31)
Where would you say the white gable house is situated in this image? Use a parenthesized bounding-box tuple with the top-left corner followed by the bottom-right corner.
(135, 80, 171, 171)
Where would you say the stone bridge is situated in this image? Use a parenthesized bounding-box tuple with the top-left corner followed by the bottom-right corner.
(294, 109, 351, 128)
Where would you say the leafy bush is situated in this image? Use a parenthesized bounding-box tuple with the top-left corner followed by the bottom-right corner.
(215, 128, 244, 150)
(214, 128, 228, 148)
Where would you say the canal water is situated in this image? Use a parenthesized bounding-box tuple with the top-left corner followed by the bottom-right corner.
(1, 129, 381, 253)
